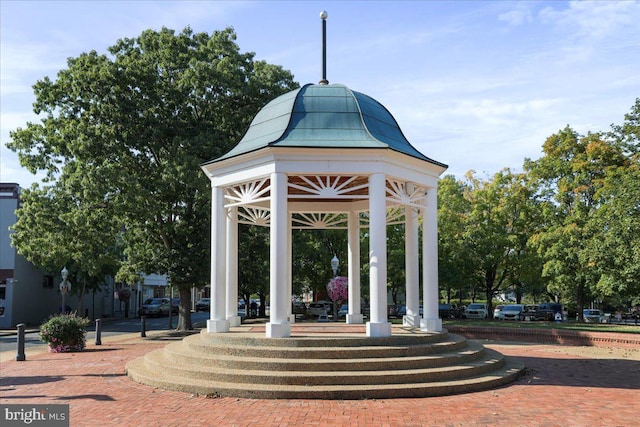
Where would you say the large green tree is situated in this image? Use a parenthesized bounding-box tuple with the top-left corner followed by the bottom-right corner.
(8, 27, 297, 330)
(437, 171, 543, 315)
(10, 183, 121, 315)
(586, 99, 640, 306)
(437, 175, 473, 303)
(462, 170, 542, 316)
(292, 228, 348, 300)
(525, 126, 630, 317)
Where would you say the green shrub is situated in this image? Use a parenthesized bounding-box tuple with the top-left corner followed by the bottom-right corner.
(39, 313, 90, 352)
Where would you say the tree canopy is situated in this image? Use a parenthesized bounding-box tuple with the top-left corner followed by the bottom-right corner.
(8, 26, 298, 329)
(438, 99, 640, 315)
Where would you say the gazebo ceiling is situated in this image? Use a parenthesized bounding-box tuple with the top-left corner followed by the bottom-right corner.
(205, 83, 447, 169)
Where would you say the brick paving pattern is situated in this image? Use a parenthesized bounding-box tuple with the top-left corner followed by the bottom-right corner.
(1, 332, 639, 427)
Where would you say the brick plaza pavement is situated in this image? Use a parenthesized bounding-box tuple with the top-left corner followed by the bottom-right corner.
(1, 330, 639, 427)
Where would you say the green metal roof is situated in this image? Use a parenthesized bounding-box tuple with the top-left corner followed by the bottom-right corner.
(212, 83, 446, 167)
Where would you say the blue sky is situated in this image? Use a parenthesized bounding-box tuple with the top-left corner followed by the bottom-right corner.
(2, 1, 639, 187)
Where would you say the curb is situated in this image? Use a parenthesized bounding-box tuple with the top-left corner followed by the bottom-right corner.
(447, 325, 640, 349)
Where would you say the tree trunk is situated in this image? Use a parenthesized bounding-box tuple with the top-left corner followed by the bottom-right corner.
(176, 286, 193, 331)
(76, 278, 87, 317)
(576, 279, 585, 322)
(259, 293, 266, 317)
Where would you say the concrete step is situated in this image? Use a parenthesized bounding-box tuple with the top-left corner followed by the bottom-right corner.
(180, 331, 469, 360)
(142, 346, 504, 385)
(126, 356, 524, 400)
(162, 338, 486, 371)
(126, 327, 525, 399)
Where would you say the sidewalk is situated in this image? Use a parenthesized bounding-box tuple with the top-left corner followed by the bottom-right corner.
(1, 329, 639, 427)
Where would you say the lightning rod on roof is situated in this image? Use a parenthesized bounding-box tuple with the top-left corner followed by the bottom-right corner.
(319, 11, 329, 85)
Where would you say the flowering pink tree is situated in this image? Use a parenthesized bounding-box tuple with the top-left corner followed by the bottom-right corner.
(326, 276, 348, 320)
(326, 276, 349, 303)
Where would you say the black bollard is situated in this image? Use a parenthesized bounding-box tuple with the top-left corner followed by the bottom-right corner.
(141, 315, 146, 337)
(16, 323, 26, 361)
(95, 318, 102, 345)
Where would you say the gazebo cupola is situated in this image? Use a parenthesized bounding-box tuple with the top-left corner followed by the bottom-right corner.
(201, 14, 447, 339)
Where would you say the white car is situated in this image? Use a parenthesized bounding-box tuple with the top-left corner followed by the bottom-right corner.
(493, 304, 505, 320)
(501, 304, 525, 321)
(464, 303, 488, 319)
(308, 301, 332, 316)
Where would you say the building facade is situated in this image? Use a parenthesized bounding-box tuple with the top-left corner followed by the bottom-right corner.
(0, 183, 113, 328)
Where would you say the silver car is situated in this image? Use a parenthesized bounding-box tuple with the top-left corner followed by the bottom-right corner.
(464, 303, 488, 319)
(139, 297, 170, 317)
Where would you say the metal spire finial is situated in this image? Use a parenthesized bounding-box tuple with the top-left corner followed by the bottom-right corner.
(319, 11, 329, 85)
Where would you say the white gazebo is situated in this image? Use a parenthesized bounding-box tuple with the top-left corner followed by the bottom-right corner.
(201, 82, 447, 338)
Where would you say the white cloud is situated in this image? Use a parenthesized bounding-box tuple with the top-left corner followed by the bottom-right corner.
(498, 7, 533, 27)
(540, 0, 640, 40)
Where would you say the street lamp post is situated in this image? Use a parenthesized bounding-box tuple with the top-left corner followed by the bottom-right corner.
(59, 267, 71, 314)
(330, 255, 339, 321)
(331, 254, 339, 277)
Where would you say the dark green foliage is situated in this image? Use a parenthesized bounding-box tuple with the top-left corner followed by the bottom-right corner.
(8, 26, 298, 330)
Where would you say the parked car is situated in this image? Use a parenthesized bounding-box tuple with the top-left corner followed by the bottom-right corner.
(195, 298, 211, 312)
(535, 303, 565, 321)
(308, 301, 331, 317)
(388, 304, 403, 318)
(396, 305, 407, 317)
(363, 305, 370, 318)
(501, 304, 525, 321)
(140, 297, 171, 317)
(493, 304, 505, 320)
(292, 301, 307, 316)
(338, 304, 349, 318)
(583, 309, 605, 323)
(439, 303, 462, 319)
(464, 303, 488, 319)
(237, 305, 247, 320)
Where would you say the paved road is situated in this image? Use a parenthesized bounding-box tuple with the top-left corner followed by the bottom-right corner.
(0, 311, 210, 356)
(1, 327, 639, 426)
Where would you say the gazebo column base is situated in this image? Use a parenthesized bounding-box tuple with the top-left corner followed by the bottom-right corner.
(266, 322, 291, 338)
(346, 313, 364, 324)
(403, 314, 421, 327)
(366, 321, 392, 337)
(207, 319, 230, 333)
(228, 315, 242, 327)
(420, 317, 442, 332)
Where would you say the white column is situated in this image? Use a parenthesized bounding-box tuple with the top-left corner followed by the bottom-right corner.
(366, 173, 391, 337)
(287, 211, 295, 324)
(266, 172, 291, 338)
(346, 210, 363, 324)
(420, 187, 442, 332)
(226, 207, 241, 327)
(208, 186, 230, 333)
(403, 205, 420, 327)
